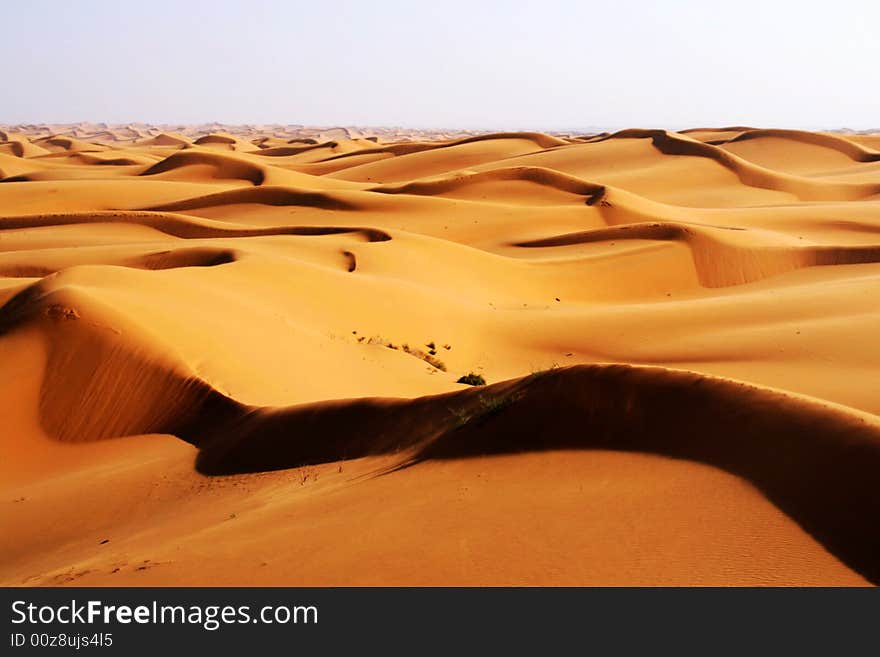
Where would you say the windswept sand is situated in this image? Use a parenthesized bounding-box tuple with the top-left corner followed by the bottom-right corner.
(1, 125, 879, 586)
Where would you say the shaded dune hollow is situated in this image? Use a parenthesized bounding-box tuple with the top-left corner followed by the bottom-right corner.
(0, 247, 237, 278)
(514, 223, 880, 287)
(139, 150, 267, 185)
(2, 124, 880, 587)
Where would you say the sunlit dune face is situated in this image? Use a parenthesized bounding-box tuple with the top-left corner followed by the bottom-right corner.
(1, 124, 879, 587)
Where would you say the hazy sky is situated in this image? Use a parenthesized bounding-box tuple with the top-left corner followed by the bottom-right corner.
(3, 0, 878, 130)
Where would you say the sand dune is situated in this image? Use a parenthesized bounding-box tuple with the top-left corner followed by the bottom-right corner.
(1, 124, 879, 587)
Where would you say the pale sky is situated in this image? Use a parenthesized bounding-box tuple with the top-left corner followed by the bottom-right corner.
(3, 0, 878, 130)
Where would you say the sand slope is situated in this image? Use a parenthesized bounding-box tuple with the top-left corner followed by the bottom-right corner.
(1, 125, 879, 586)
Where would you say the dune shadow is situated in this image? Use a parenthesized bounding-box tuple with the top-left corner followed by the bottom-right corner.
(186, 364, 880, 585)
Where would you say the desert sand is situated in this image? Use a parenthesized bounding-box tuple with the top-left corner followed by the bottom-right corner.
(1, 123, 879, 586)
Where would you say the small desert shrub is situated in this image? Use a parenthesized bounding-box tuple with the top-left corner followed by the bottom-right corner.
(457, 373, 486, 386)
(448, 406, 472, 428)
(448, 390, 519, 429)
(425, 356, 447, 371)
(477, 392, 518, 416)
(365, 336, 446, 370)
(402, 344, 446, 371)
(525, 363, 560, 382)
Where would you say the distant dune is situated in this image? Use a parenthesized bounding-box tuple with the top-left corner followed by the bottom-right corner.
(1, 124, 879, 586)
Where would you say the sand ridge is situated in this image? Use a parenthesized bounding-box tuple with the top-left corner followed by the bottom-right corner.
(1, 124, 879, 586)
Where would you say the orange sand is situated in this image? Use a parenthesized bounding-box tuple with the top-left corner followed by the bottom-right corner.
(1, 124, 879, 586)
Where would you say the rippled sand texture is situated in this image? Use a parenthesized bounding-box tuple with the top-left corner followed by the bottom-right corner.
(2, 125, 879, 586)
